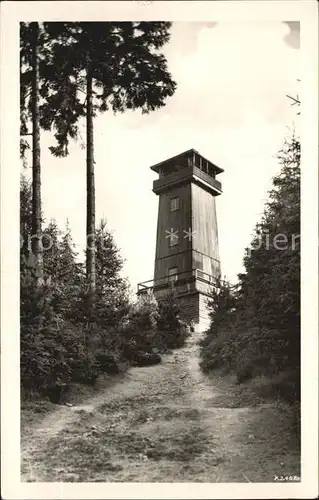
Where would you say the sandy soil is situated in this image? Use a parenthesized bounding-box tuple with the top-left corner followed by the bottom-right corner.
(21, 336, 300, 482)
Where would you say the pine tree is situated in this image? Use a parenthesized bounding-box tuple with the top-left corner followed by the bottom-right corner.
(95, 219, 124, 293)
(20, 175, 33, 258)
(20, 22, 43, 281)
(20, 22, 68, 282)
(240, 135, 300, 345)
(58, 220, 84, 287)
(20, 174, 46, 279)
(203, 279, 238, 340)
(201, 133, 300, 390)
(94, 219, 130, 328)
(42, 219, 61, 280)
(41, 22, 177, 296)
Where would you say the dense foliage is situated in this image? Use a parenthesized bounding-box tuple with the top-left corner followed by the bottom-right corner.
(20, 178, 118, 400)
(157, 290, 191, 349)
(200, 135, 300, 402)
(120, 289, 190, 364)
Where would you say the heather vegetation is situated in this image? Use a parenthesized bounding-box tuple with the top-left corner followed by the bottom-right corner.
(200, 135, 300, 404)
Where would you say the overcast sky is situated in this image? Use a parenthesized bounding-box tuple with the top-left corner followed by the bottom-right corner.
(23, 21, 300, 293)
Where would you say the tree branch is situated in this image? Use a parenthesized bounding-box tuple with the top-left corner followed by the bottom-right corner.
(286, 94, 300, 106)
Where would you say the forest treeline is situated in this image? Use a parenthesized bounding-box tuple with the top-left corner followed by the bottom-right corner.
(200, 134, 300, 404)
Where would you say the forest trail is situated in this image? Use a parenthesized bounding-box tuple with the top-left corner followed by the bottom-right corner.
(21, 335, 300, 482)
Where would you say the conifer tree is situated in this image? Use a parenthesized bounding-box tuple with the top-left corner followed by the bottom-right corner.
(239, 135, 300, 345)
(201, 133, 300, 388)
(94, 219, 130, 328)
(41, 22, 177, 296)
(20, 22, 66, 282)
(156, 289, 189, 349)
(20, 175, 33, 257)
(20, 22, 44, 281)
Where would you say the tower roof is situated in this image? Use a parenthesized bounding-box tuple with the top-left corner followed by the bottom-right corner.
(150, 148, 224, 175)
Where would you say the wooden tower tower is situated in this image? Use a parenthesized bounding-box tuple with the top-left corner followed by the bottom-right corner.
(138, 148, 223, 332)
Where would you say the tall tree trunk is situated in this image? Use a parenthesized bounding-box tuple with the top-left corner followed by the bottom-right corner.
(86, 65, 96, 296)
(31, 22, 43, 284)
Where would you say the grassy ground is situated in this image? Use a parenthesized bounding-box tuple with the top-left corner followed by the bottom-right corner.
(21, 337, 300, 483)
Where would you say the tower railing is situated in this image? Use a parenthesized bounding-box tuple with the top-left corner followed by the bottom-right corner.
(153, 165, 222, 196)
(137, 268, 220, 294)
(193, 166, 222, 191)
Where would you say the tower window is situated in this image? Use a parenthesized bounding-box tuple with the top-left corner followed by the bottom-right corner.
(168, 267, 178, 283)
(168, 230, 179, 246)
(170, 197, 179, 212)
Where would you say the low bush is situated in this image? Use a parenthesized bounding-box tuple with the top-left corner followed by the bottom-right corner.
(200, 321, 298, 386)
(250, 370, 300, 404)
(118, 290, 191, 365)
(118, 293, 160, 364)
(95, 352, 121, 375)
(20, 275, 124, 402)
(130, 351, 162, 367)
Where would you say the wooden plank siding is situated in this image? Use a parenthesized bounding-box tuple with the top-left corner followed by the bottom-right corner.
(154, 183, 192, 280)
(191, 183, 221, 281)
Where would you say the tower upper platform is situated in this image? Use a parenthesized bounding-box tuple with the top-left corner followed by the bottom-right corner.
(150, 148, 223, 196)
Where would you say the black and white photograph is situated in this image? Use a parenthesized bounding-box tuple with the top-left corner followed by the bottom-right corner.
(1, 1, 318, 498)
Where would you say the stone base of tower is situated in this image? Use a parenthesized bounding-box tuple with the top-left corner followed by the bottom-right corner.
(178, 292, 211, 333)
(153, 291, 209, 334)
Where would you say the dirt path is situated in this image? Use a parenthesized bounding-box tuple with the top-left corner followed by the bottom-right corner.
(21, 336, 300, 482)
